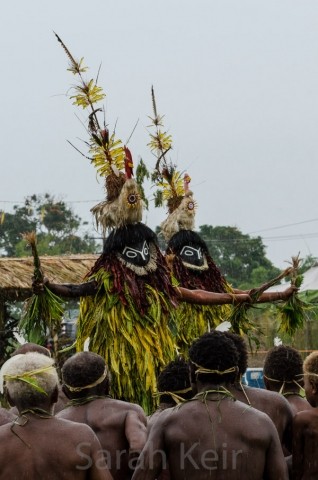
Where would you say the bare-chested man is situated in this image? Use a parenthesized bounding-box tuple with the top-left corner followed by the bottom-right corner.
(264, 345, 312, 416)
(293, 350, 318, 479)
(132, 331, 288, 480)
(223, 332, 294, 454)
(148, 357, 193, 480)
(57, 352, 147, 480)
(148, 356, 193, 431)
(0, 352, 111, 480)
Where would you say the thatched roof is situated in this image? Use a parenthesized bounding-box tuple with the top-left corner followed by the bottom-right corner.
(0, 254, 98, 301)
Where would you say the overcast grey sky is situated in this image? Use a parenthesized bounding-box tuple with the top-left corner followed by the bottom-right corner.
(1, 0, 318, 268)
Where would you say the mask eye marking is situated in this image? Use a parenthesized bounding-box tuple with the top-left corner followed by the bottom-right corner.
(127, 192, 140, 206)
(121, 241, 150, 265)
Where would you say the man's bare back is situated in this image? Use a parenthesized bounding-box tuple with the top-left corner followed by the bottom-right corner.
(284, 394, 312, 417)
(132, 395, 287, 480)
(57, 396, 147, 479)
(230, 384, 293, 452)
(292, 351, 318, 480)
(133, 331, 289, 480)
(0, 413, 111, 480)
(293, 407, 318, 479)
(222, 332, 293, 453)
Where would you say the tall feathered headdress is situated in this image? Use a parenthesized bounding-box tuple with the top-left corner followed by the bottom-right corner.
(148, 87, 196, 241)
(55, 33, 143, 235)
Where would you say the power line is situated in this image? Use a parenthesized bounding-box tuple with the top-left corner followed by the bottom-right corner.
(262, 233, 318, 241)
(248, 217, 318, 234)
(2, 199, 317, 231)
(0, 199, 100, 204)
(1, 199, 317, 244)
(203, 232, 318, 243)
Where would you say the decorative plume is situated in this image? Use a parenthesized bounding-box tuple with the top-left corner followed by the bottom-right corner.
(55, 32, 125, 181)
(55, 33, 144, 230)
(55, 32, 85, 75)
(148, 86, 173, 176)
(147, 87, 196, 239)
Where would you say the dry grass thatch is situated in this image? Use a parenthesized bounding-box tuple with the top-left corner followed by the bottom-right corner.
(0, 254, 98, 300)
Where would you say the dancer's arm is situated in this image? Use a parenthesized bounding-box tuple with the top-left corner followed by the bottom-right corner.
(176, 287, 251, 305)
(176, 285, 296, 305)
(33, 278, 98, 298)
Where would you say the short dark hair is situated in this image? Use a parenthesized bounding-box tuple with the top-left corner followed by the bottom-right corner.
(62, 352, 107, 395)
(189, 331, 238, 384)
(157, 357, 192, 403)
(12, 343, 51, 357)
(263, 345, 303, 383)
(223, 332, 248, 375)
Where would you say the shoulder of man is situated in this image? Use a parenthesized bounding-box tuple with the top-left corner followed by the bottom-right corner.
(250, 387, 293, 410)
(293, 408, 316, 427)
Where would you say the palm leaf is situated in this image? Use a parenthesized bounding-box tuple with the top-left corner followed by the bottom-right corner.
(19, 376, 48, 396)
(278, 255, 314, 336)
(19, 232, 65, 344)
(226, 266, 294, 349)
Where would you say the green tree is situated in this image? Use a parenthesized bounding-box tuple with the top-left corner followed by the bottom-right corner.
(198, 225, 280, 289)
(0, 194, 97, 257)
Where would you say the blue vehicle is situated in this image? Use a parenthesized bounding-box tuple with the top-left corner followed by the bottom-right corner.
(242, 367, 265, 389)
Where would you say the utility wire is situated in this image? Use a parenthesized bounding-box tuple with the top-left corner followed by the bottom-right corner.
(202, 232, 318, 243)
(248, 217, 318, 234)
(0, 199, 100, 204)
(1, 200, 318, 243)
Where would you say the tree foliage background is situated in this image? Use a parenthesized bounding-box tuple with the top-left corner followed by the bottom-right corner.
(0, 194, 97, 257)
(197, 225, 281, 289)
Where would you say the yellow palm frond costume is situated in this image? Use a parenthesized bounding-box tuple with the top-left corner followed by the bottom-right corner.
(56, 36, 178, 412)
